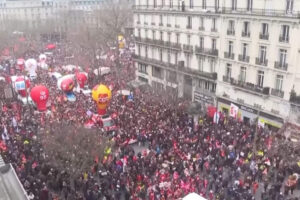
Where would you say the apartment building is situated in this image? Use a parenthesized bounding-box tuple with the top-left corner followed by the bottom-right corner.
(133, 0, 300, 128)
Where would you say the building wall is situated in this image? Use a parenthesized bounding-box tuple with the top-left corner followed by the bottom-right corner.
(133, 0, 300, 126)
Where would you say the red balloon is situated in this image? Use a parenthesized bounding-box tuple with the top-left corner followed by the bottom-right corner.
(30, 85, 49, 111)
(76, 72, 87, 88)
(61, 78, 74, 92)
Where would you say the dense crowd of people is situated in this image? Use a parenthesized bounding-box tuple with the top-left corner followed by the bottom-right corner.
(0, 40, 300, 200)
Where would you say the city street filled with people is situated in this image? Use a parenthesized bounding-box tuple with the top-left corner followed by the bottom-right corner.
(0, 39, 300, 200)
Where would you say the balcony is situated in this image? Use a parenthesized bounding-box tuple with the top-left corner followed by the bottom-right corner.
(279, 36, 289, 43)
(211, 28, 218, 32)
(137, 21, 141, 24)
(167, 24, 171, 27)
(223, 76, 270, 96)
(151, 22, 155, 25)
(274, 62, 288, 71)
(183, 44, 193, 52)
(133, 6, 300, 19)
(199, 27, 205, 31)
(134, 38, 182, 50)
(175, 25, 180, 28)
(255, 58, 268, 66)
(242, 31, 250, 37)
(133, 55, 217, 80)
(195, 46, 218, 57)
(224, 52, 234, 60)
(238, 54, 250, 63)
(259, 33, 269, 40)
(159, 23, 163, 26)
(144, 22, 148, 25)
(227, 30, 235, 36)
(186, 25, 192, 29)
(271, 88, 284, 98)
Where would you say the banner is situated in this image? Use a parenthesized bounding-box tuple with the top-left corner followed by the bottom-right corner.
(230, 103, 239, 118)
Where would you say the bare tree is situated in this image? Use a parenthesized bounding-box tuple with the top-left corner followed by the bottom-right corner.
(39, 123, 113, 180)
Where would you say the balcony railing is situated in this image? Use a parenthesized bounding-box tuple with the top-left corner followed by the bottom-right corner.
(183, 44, 193, 52)
(238, 54, 250, 63)
(133, 5, 300, 18)
(133, 54, 217, 80)
(271, 88, 284, 98)
(199, 26, 205, 31)
(255, 58, 268, 66)
(144, 22, 148, 25)
(279, 36, 289, 43)
(159, 23, 163, 26)
(175, 25, 180, 28)
(195, 46, 218, 56)
(227, 30, 235, 35)
(151, 22, 155, 25)
(242, 31, 250, 37)
(134, 37, 182, 50)
(167, 24, 171, 27)
(259, 33, 269, 40)
(224, 52, 234, 59)
(274, 61, 288, 71)
(223, 76, 270, 95)
(137, 21, 141, 24)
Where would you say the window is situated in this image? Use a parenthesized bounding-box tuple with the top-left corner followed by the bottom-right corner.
(159, 48, 163, 61)
(187, 35, 191, 45)
(145, 29, 148, 39)
(210, 59, 215, 72)
(242, 43, 248, 57)
(162, 0, 165, 7)
(159, 15, 163, 25)
(280, 25, 289, 42)
(228, 41, 233, 54)
(259, 46, 267, 62)
(186, 53, 191, 68)
(138, 29, 141, 38)
(215, 0, 219, 10)
(145, 46, 148, 58)
(212, 39, 216, 50)
(169, 0, 173, 8)
(176, 33, 180, 44)
(279, 49, 287, 66)
(138, 64, 147, 74)
(232, 0, 237, 10)
(167, 50, 171, 63)
(262, 23, 268, 35)
(138, 44, 141, 55)
(247, 0, 253, 11)
(198, 56, 204, 71)
(187, 16, 192, 29)
(275, 75, 283, 91)
(257, 71, 264, 87)
(152, 30, 156, 40)
(286, 0, 294, 13)
(199, 17, 204, 29)
(175, 52, 178, 64)
(168, 32, 171, 42)
(151, 15, 155, 25)
(160, 31, 163, 41)
(243, 22, 250, 36)
(212, 18, 216, 30)
(200, 37, 204, 49)
(226, 64, 232, 78)
(167, 15, 170, 26)
(202, 0, 206, 9)
(154, 0, 157, 8)
(205, 81, 209, 90)
(190, 0, 193, 9)
(240, 67, 246, 82)
(146, 0, 149, 8)
(137, 14, 140, 23)
(228, 20, 235, 32)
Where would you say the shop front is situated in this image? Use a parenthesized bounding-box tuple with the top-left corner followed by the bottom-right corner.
(217, 97, 284, 128)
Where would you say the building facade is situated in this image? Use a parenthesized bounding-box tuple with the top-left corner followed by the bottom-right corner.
(133, 0, 300, 128)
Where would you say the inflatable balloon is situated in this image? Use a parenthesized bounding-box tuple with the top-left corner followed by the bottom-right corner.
(39, 54, 48, 70)
(92, 84, 112, 115)
(76, 72, 88, 88)
(25, 59, 37, 79)
(30, 85, 49, 111)
(14, 76, 30, 97)
(61, 78, 75, 92)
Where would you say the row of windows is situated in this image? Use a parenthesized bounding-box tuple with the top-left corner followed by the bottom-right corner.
(225, 64, 284, 91)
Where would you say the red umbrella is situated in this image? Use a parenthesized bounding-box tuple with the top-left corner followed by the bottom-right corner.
(46, 44, 56, 50)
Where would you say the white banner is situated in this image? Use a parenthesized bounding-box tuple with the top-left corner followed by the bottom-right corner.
(230, 103, 239, 118)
